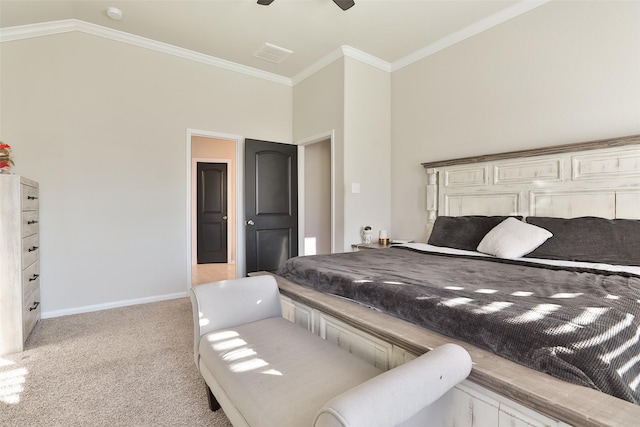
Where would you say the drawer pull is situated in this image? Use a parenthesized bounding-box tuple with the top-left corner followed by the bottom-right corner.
(29, 274, 40, 282)
(27, 220, 39, 225)
(27, 195, 39, 200)
(28, 246, 39, 252)
(29, 301, 40, 311)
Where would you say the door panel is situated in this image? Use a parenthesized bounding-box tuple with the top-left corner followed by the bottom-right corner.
(245, 139, 298, 273)
(197, 162, 228, 263)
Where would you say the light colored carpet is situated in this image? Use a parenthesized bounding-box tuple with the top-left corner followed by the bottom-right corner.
(0, 298, 233, 427)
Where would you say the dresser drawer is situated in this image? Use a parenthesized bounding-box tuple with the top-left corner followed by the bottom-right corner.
(21, 183, 39, 211)
(23, 260, 40, 301)
(22, 233, 40, 268)
(23, 288, 41, 341)
(22, 210, 39, 238)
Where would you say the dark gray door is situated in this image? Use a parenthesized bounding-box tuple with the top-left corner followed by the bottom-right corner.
(197, 162, 228, 264)
(245, 139, 298, 273)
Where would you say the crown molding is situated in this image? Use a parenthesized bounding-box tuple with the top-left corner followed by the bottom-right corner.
(0, 19, 293, 87)
(391, 0, 551, 72)
(1, 1, 550, 87)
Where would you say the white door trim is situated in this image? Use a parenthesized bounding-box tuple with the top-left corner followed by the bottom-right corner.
(186, 129, 244, 290)
(296, 130, 335, 254)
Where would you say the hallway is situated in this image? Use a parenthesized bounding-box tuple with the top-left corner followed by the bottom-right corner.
(192, 263, 236, 286)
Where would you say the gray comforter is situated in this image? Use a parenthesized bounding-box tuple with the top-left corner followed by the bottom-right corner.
(277, 246, 640, 404)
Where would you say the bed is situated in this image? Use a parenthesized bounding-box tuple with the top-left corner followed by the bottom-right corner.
(271, 134, 640, 427)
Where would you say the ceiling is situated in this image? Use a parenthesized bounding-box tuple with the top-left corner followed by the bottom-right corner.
(1, 0, 543, 80)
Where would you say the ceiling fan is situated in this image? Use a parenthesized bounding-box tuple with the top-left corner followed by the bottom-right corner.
(257, 0, 355, 11)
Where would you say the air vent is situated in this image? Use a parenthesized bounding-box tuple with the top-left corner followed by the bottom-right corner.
(253, 43, 293, 64)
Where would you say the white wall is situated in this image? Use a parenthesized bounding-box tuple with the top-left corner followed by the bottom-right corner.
(1, 32, 292, 315)
(293, 59, 346, 251)
(390, 0, 640, 242)
(343, 57, 391, 247)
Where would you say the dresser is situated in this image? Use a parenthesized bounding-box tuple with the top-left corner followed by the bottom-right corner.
(0, 175, 41, 355)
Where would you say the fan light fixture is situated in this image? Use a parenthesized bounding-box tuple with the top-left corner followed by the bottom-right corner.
(257, 0, 355, 11)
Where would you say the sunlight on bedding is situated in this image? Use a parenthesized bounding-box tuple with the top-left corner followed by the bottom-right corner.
(353, 279, 373, 283)
(383, 281, 405, 285)
(445, 286, 464, 290)
(509, 304, 561, 324)
(472, 301, 512, 315)
(618, 352, 640, 376)
(511, 291, 533, 297)
(550, 293, 583, 299)
(572, 313, 634, 350)
(441, 297, 474, 307)
(601, 324, 640, 364)
(0, 359, 27, 404)
(544, 307, 609, 335)
(475, 289, 498, 294)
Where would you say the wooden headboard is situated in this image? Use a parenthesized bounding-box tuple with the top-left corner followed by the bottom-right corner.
(422, 134, 640, 236)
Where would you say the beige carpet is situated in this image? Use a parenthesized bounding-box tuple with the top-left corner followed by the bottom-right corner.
(0, 298, 233, 427)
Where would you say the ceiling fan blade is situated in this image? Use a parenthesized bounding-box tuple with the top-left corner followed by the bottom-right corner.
(333, 0, 355, 11)
(257, 0, 275, 5)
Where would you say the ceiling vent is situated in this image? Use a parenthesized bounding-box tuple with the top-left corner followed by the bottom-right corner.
(253, 43, 293, 64)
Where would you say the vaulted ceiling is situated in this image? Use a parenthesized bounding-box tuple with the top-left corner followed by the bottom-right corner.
(1, 0, 546, 80)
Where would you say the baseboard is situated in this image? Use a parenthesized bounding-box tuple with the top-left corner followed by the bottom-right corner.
(41, 292, 189, 319)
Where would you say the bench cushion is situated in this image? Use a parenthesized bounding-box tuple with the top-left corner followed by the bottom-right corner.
(199, 317, 381, 427)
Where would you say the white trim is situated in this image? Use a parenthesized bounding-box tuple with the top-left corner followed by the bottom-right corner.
(186, 129, 244, 291)
(292, 46, 345, 86)
(1, 2, 549, 86)
(0, 19, 292, 87)
(191, 158, 233, 265)
(391, 0, 552, 71)
(41, 292, 187, 319)
(296, 130, 336, 254)
(342, 45, 391, 73)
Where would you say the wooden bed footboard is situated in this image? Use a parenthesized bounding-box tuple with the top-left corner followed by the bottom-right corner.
(253, 272, 640, 427)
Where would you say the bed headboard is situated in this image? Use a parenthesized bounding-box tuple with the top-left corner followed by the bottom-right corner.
(422, 134, 640, 236)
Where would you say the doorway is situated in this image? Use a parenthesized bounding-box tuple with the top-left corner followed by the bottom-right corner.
(189, 133, 239, 285)
(298, 131, 334, 255)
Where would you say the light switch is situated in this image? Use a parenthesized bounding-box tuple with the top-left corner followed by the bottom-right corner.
(351, 183, 360, 194)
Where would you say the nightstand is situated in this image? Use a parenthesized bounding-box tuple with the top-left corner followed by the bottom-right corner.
(351, 242, 391, 251)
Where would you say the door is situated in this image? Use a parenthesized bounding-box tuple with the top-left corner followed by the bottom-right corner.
(197, 162, 228, 263)
(245, 139, 298, 273)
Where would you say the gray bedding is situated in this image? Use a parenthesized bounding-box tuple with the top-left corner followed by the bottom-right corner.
(277, 246, 640, 404)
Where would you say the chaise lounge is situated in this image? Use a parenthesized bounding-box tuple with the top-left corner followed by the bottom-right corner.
(190, 275, 472, 426)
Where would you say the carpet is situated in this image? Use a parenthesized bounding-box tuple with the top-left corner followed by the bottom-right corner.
(0, 298, 233, 427)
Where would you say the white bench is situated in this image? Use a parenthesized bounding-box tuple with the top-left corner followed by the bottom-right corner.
(190, 276, 472, 427)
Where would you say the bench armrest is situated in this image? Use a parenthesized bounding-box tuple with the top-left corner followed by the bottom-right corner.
(190, 275, 283, 367)
(314, 343, 472, 427)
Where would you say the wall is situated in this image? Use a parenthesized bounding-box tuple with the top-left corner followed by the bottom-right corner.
(390, 0, 640, 242)
(293, 59, 345, 251)
(343, 57, 391, 247)
(0, 31, 291, 315)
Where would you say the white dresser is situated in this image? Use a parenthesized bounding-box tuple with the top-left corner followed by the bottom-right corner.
(0, 175, 41, 355)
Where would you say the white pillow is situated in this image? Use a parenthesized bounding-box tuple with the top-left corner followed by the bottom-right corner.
(477, 217, 553, 259)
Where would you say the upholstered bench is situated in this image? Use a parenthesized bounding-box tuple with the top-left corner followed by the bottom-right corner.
(190, 275, 471, 427)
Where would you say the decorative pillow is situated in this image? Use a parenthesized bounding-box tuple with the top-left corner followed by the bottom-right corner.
(525, 216, 640, 266)
(477, 217, 553, 259)
(428, 215, 522, 252)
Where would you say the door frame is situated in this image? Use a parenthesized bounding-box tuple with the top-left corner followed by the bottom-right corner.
(296, 130, 335, 254)
(191, 158, 232, 265)
(186, 129, 244, 290)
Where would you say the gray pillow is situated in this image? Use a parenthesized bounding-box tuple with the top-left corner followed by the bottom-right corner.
(428, 215, 523, 252)
(525, 216, 640, 266)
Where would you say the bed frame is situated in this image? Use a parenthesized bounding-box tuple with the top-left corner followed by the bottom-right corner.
(270, 134, 640, 427)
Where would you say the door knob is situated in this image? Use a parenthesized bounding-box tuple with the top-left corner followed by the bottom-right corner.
(246, 219, 255, 226)
(223, 216, 228, 220)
